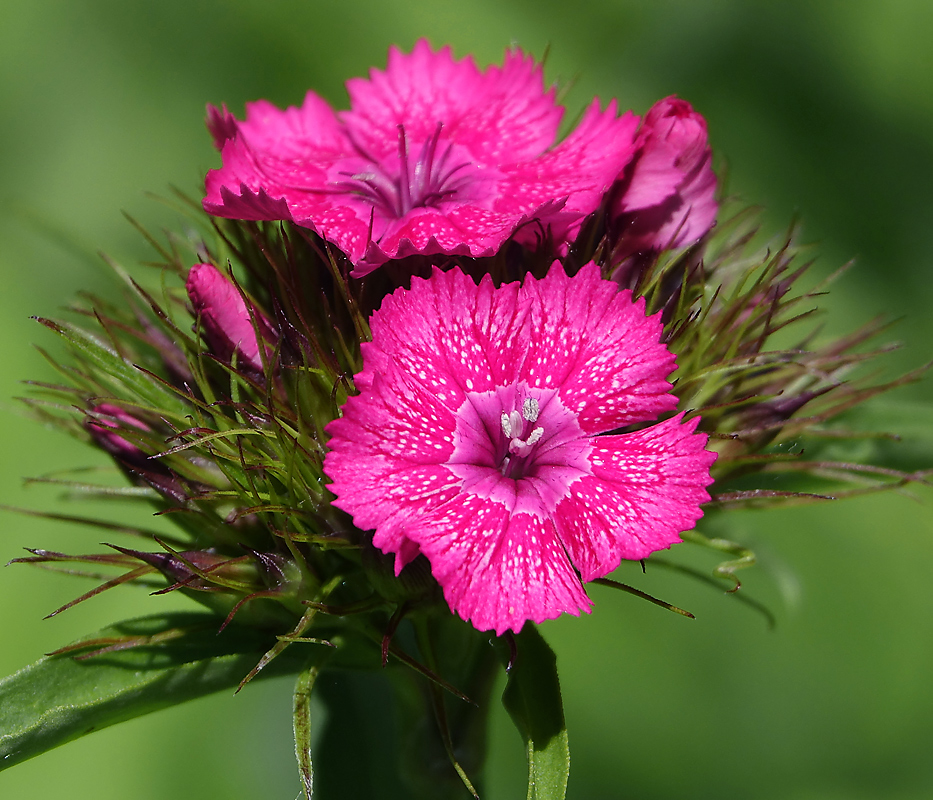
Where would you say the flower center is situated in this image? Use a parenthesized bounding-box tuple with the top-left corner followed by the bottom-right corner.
(499, 396, 544, 479)
(446, 383, 593, 517)
(344, 123, 473, 219)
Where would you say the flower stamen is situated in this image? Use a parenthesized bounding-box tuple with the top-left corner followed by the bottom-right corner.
(522, 397, 539, 422)
(337, 123, 473, 219)
(397, 124, 412, 215)
(499, 396, 545, 475)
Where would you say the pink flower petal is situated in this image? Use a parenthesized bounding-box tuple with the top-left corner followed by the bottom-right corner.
(498, 101, 639, 219)
(362, 267, 528, 397)
(554, 415, 715, 580)
(518, 263, 678, 433)
(237, 94, 346, 162)
(406, 493, 593, 634)
(343, 42, 563, 165)
(326, 361, 464, 571)
(206, 103, 238, 151)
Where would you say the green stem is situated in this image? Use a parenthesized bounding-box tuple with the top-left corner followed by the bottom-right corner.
(294, 661, 322, 799)
(310, 614, 499, 800)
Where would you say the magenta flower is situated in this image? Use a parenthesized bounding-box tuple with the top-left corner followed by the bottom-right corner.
(612, 96, 718, 257)
(324, 263, 715, 634)
(186, 263, 276, 373)
(203, 40, 639, 276)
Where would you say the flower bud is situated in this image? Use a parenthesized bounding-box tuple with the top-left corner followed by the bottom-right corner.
(86, 403, 150, 462)
(611, 96, 718, 258)
(185, 263, 276, 373)
(85, 404, 193, 505)
(111, 544, 299, 595)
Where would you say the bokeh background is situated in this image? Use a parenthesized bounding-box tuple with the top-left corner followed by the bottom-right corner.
(2, 1, 932, 798)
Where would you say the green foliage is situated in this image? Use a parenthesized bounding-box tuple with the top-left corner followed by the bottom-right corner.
(293, 663, 323, 800)
(499, 625, 570, 800)
(0, 613, 317, 772)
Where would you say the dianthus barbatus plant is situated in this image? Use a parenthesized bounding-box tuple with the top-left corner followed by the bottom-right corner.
(1, 40, 928, 800)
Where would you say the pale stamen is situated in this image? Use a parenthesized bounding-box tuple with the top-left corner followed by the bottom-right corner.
(509, 425, 543, 457)
(500, 397, 545, 473)
(522, 397, 539, 423)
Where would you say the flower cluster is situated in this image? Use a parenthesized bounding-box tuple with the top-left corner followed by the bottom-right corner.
(11, 39, 923, 800)
(198, 40, 721, 633)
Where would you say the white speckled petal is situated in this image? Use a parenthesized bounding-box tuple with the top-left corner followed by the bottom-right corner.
(518, 262, 679, 434)
(363, 267, 530, 397)
(408, 492, 592, 635)
(554, 415, 716, 579)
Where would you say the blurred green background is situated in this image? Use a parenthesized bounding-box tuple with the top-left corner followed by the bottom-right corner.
(1, 1, 932, 798)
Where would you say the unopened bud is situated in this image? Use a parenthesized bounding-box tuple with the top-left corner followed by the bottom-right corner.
(186, 263, 277, 373)
(611, 96, 718, 259)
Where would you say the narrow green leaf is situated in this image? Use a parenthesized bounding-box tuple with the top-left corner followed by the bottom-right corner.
(0, 612, 317, 771)
(499, 625, 570, 800)
(294, 662, 323, 800)
(806, 398, 933, 475)
(38, 318, 189, 417)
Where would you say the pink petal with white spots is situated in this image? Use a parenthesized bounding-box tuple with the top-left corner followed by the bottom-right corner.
(362, 267, 529, 397)
(406, 493, 592, 635)
(518, 263, 678, 433)
(554, 414, 716, 581)
(326, 365, 463, 570)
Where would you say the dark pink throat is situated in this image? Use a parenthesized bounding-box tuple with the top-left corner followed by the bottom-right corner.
(343, 123, 473, 218)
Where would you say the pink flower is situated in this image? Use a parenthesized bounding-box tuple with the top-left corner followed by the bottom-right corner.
(612, 96, 718, 256)
(324, 263, 715, 634)
(203, 40, 639, 276)
(186, 263, 276, 372)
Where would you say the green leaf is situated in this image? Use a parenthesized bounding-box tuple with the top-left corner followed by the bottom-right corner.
(293, 662, 323, 800)
(500, 625, 570, 800)
(0, 612, 319, 772)
(37, 318, 190, 418)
